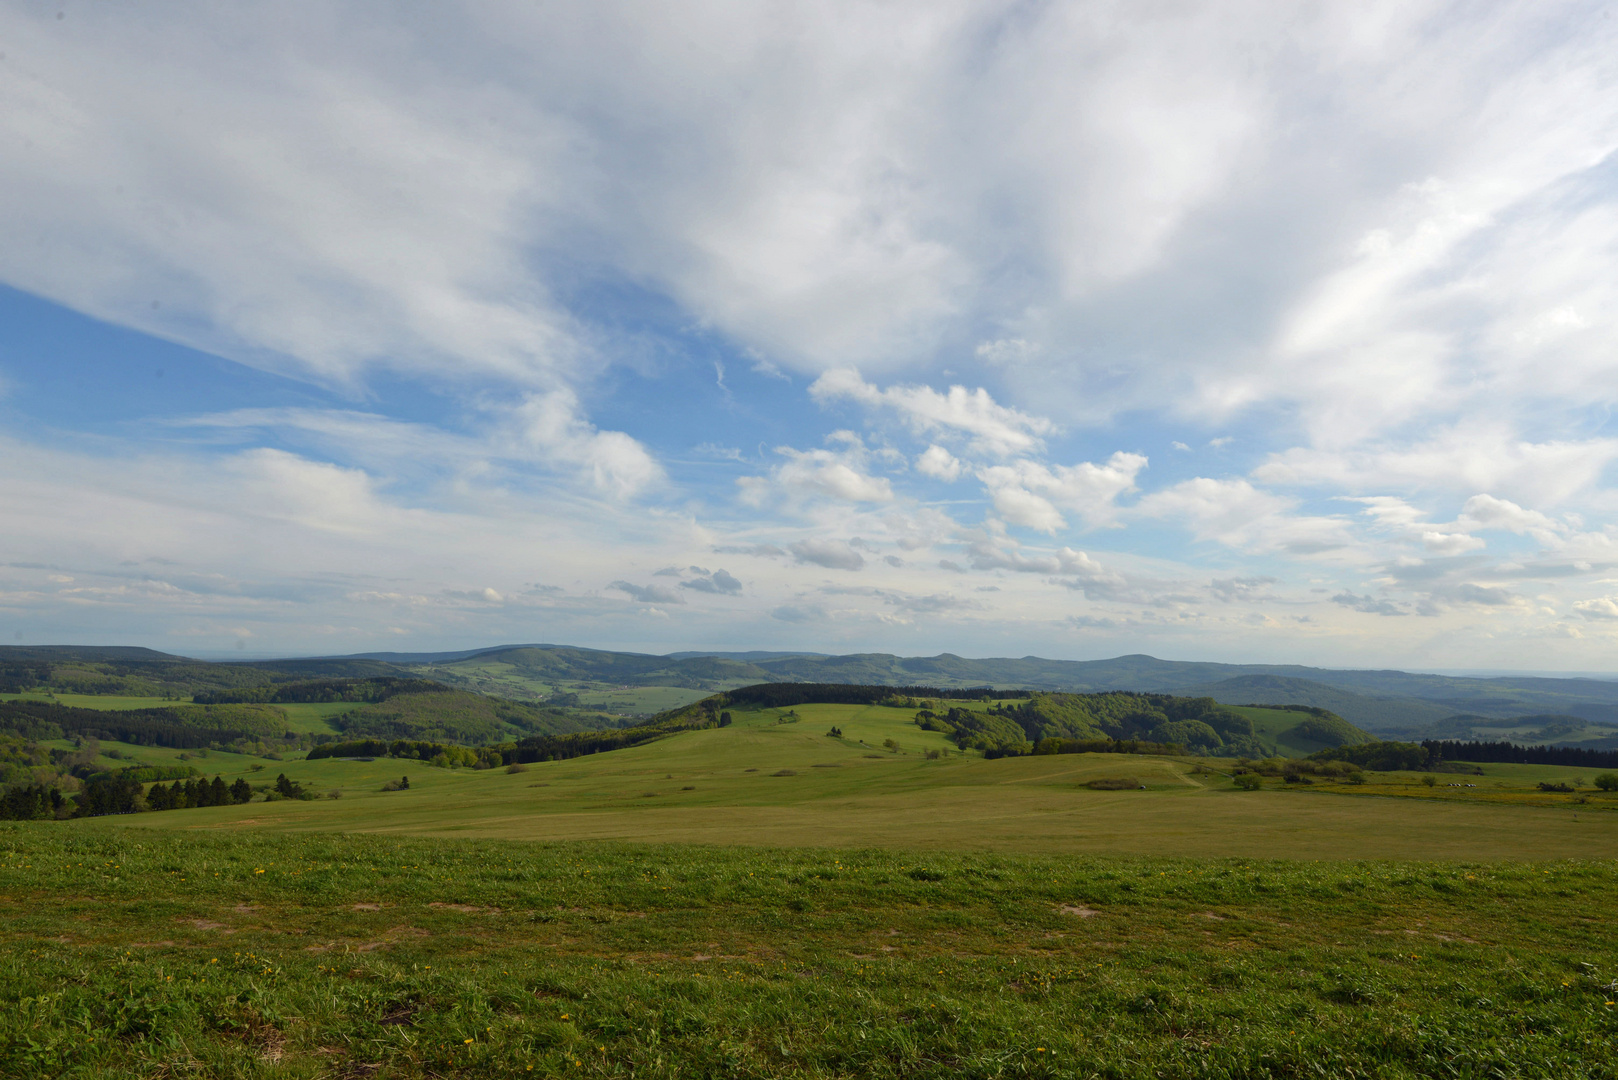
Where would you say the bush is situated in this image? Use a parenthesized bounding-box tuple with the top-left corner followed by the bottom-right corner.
(1594, 773, 1618, 792)
(1421, 774, 1438, 787)
(1233, 773, 1263, 791)
(505, 763, 529, 774)
(1085, 777, 1141, 790)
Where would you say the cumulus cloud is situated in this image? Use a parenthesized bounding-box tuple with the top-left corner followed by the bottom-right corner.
(810, 369, 1053, 457)
(915, 444, 962, 482)
(1331, 592, 1406, 616)
(789, 539, 865, 571)
(512, 391, 663, 499)
(740, 434, 893, 505)
(680, 568, 743, 595)
(610, 581, 685, 604)
(1573, 597, 1618, 620)
(1135, 477, 1350, 555)
(976, 452, 1147, 533)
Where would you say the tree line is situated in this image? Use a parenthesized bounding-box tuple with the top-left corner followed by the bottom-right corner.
(1419, 739, 1618, 769)
(724, 683, 1020, 709)
(308, 738, 505, 769)
(194, 677, 448, 705)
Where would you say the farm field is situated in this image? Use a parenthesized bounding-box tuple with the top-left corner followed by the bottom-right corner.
(2, 827, 1616, 1078)
(85, 702, 1618, 861)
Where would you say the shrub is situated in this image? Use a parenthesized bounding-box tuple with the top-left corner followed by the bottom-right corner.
(1594, 773, 1618, 792)
(505, 763, 529, 774)
(1421, 774, 1438, 787)
(1233, 773, 1263, 791)
(1085, 777, 1141, 790)
(1537, 781, 1575, 793)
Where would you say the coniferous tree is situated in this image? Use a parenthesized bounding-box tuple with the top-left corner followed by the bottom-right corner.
(147, 783, 171, 811)
(229, 777, 252, 804)
(210, 776, 229, 805)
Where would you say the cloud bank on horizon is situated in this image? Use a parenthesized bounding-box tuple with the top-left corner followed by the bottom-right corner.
(4, 0, 1618, 667)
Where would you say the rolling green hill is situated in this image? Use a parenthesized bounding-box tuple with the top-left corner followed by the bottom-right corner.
(1174, 674, 1453, 732)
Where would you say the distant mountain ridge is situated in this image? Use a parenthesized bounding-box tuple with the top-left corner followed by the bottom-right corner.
(10, 643, 1618, 735)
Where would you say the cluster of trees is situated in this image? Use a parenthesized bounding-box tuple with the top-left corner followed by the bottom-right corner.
(194, 677, 447, 706)
(0, 784, 66, 819)
(146, 775, 251, 810)
(0, 661, 51, 693)
(1419, 739, 1618, 769)
(1311, 741, 1431, 771)
(0, 700, 279, 749)
(309, 738, 507, 769)
(725, 683, 1012, 709)
(912, 693, 1285, 757)
(1313, 739, 1618, 771)
(1028, 737, 1187, 757)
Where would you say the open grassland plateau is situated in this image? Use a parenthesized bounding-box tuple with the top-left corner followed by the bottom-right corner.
(0, 828, 1615, 1079)
(63, 702, 1618, 862)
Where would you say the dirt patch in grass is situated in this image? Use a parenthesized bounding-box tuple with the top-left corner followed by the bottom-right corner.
(1059, 905, 1100, 918)
(429, 902, 499, 915)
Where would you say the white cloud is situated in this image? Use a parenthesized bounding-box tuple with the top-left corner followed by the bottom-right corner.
(680, 568, 744, 595)
(810, 368, 1053, 457)
(976, 452, 1147, 533)
(1573, 597, 1618, 620)
(511, 391, 664, 499)
(788, 539, 865, 571)
(740, 435, 893, 505)
(610, 581, 685, 604)
(1256, 429, 1618, 506)
(915, 444, 962, 482)
(1135, 477, 1351, 556)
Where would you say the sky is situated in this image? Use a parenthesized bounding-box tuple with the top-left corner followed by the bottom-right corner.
(5, 1, 1618, 667)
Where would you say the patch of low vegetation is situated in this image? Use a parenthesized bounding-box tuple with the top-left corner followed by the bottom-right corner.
(2, 827, 1616, 1078)
(1083, 776, 1140, 790)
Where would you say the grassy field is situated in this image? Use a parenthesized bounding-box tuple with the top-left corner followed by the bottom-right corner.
(1225, 706, 1343, 756)
(2, 827, 1616, 1078)
(79, 702, 1618, 861)
(10, 700, 1618, 1076)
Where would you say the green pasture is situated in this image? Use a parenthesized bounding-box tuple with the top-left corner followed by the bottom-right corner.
(2, 827, 1617, 1078)
(568, 683, 720, 715)
(1226, 705, 1340, 755)
(272, 701, 352, 734)
(78, 702, 1618, 861)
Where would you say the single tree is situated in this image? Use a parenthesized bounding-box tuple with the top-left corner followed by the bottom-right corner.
(229, 777, 252, 804)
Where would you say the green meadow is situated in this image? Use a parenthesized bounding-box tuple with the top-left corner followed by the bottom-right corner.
(85, 702, 1618, 859)
(7, 699, 1618, 1077)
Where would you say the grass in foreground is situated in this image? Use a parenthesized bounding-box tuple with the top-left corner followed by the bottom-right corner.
(2, 825, 1616, 1078)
